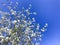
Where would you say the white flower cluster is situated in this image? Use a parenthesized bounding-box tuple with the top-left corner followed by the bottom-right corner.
(0, 1, 48, 45)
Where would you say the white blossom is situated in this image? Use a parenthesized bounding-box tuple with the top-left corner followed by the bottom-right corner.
(0, 1, 48, 45)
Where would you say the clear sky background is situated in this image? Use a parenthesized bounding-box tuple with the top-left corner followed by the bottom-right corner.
(0, 0, 60, 45)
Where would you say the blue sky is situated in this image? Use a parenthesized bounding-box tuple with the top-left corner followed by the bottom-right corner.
(32, 0, 60, 45)
(0, 0, 60, 45)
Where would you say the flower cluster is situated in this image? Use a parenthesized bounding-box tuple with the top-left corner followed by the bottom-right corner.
(0, 1, 48, 45)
